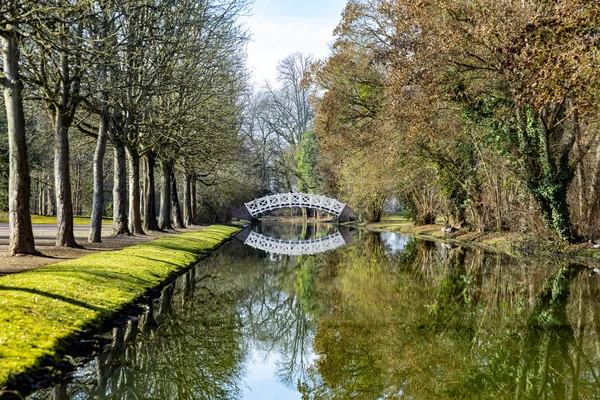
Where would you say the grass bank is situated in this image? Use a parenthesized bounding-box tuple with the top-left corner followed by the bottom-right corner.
(0, 212, 112, 226)
(364, 214, 600, 262)
(0, 225, 240, 389)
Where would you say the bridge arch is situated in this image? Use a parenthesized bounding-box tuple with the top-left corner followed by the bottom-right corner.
(244, 193, 346, 217)
(244, 231, 346, 255)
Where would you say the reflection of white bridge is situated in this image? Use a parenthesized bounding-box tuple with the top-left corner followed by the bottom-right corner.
(245, 193, 346, 217)
(244, 231, 346, 255)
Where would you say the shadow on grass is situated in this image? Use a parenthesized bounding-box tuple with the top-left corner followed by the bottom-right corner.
(27, 267, 154, 287)
(116, 250, 189, 268)
(0, 286, 107, 312)
(137, 240, 217, 254)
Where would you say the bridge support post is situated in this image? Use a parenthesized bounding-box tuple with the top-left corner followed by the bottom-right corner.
(338, 205, 357, 223)
(231, 206, 258, 223)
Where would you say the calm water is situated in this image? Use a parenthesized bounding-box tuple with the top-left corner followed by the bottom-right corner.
(31, 222, 600, 399)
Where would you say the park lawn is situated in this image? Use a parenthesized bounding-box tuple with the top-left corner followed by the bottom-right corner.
(0, 224, 240, 388)
(0, 213, 112, 226)
(366, 214, 446, 232)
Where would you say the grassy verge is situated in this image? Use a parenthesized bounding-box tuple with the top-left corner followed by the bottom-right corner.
(0, 212, 112, 226)
(364, 215, 600, 261)
(0, 224, 240, 388)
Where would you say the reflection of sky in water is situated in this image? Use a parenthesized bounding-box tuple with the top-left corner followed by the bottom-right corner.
(240, 289, 316, 399)
(381, 232, 410, 255)
(243, 349, 302, 400)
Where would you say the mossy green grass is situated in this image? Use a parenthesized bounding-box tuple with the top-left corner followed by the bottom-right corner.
(0, 224, 240, 388)
(0, 212, 112, 226)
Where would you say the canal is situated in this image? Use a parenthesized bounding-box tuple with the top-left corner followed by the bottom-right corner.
(31, 222, 600, 399)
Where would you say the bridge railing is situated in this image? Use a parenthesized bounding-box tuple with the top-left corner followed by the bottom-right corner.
(244, 193, 346, 217)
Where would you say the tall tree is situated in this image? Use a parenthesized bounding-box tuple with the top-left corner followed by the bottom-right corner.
(22, 0, 97, 247)
(0, 3, 36, 255)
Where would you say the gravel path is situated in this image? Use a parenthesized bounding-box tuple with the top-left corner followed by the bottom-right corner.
(0, 223, 195, 275)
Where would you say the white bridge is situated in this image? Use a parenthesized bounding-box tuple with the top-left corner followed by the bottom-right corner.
(244, 231, 346, 255)
(244, 193, 346, 217)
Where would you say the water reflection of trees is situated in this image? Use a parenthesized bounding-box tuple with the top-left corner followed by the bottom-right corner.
(209, 242, 324, 387)
(300, 234, 600, 400)
(34, 267, 247, 400)
(34, 231, 600, 399)
(40, 240, 326, 399)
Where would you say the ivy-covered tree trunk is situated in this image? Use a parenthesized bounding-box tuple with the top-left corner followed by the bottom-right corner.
(2, 32, 37, 255)
(529, 180, 573, 242)
(515, 106, 574, 242)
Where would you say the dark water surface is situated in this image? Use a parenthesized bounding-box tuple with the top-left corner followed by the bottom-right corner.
(31, 222, 600, 399)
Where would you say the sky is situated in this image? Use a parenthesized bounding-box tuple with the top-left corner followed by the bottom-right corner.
(244, 0, 348, 86)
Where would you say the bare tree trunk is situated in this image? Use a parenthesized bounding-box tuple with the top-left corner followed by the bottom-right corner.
(54, 113, 77, 247)
(171, 171, 184, 228)
(569, 97, 585, 236)
(143, 151, 160, 231)
(88, 104, 108, 243)
(2, 33, 37, 255)
(184, 173, 193, 226)
(44, 182, 49, 215)
(158, 160, 172, 230)
(40, 183, 45, 215)
(191, 179, 197, 223)
(587, 146, 600, 231)
(49, 184, 56, 216)
(37, 181, 43, 215)
(576, 164, 584, 233)
(77, 164, 83, 215)
(113, 141, 130, 235)
(73, 161, 81, 216)
(140, 163, 145, 220)
(127, 146, 144, 234)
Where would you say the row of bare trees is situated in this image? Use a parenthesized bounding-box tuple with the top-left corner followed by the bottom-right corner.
(243, 53, 320, 195)
(1, 0, 252, 255)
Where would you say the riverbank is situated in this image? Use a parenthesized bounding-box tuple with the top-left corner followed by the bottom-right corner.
(0, 225, 240, 395)
(363, 215, 600, 263)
